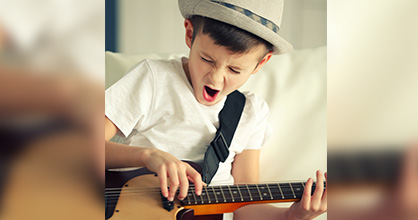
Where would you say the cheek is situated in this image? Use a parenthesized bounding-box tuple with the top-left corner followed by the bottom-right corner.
(191, 60, 209, 77)
(226, 75, 251, 90)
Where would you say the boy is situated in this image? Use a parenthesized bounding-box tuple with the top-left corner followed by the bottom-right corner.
(105, 0, 326, 219)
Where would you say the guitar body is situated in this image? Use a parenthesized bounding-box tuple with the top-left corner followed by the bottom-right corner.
(106, 162, 223, 220)
(108, 173, 183, 220)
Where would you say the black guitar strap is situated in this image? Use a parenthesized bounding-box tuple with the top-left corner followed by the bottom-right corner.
(202, 90, 246, 184)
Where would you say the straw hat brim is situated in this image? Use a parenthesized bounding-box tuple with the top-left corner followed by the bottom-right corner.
(179, 0, 293, 54)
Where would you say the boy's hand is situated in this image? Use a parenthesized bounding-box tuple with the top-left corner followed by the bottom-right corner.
(141, 148, 205, 201)
(287, 170, 327, 220)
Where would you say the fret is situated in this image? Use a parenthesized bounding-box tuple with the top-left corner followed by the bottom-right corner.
(265, 184, 276, 199)
(255, 184, 263, 200)
(258, 184, 272, 201)
(191, 187, 198, 204)
(186, 189, 191, 205)
(277, 183, 284, 199)
(246, 184, 253, 201)
(227, 185, 235, 202)
(198, 189, 205, 204)
(236, 185, 244, 202)
(291, 183, 304, 198)
(279, 183, 293, 200)
(204, 187, 211, 204)
(211, 186, 224, 203)
(219, 186, 227, 202)
(230, 185, 243, 202)
(289, 183, 296, 199)
(237, 185, 250, 202)
(267, 183, 283, 200)
(248, 184, 261, 201)
(266, 184, 273, 200)
(198, 191, 204, 204)
(211, 186, 219, 203)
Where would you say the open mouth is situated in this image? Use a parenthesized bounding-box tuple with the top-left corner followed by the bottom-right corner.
(203, 85, 220, 102)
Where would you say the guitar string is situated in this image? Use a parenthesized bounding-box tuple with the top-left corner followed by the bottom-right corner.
(104, 197, 303, 204)
(104, 192, 307, 200)
(104, 189, 307, 197)
(105, 181, 319, 191)
(104, 180, 320, 191)
(104, 193, 306, 205)
(104, 185, 313, 199)
(104, 185, 315, 196)
(104, 191, 305, 202)
(104, 191, 304, 199)
(104, 185, 321, 202)
(104, 187, 322, 199)
(104, 182, 321, 194)
(104, 185, 314, 195)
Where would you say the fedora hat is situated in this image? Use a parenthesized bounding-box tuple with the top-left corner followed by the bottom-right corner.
(178, 0, 293, 54)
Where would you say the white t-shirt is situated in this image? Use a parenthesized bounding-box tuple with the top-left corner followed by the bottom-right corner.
(105, 58, 270, 185)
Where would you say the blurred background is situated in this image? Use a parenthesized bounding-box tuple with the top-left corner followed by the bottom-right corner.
(105, 0, 327, 54)
(327, 1, 418, 219)
(0, 0, 104, 219)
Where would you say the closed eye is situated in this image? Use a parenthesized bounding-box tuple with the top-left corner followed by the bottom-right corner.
(229, 67, 240, 74)
(201, 56, 213, 63)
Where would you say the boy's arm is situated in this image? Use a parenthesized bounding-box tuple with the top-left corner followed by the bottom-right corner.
(105, 116, 146, 168)
(232, 149, 327, 220)
(105, 116, 204, 201)
(231, 149, 260, 184)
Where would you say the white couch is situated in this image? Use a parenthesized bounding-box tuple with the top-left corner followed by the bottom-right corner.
(105, 46, 327, 219)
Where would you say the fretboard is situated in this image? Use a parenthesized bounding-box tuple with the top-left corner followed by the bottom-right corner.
(181, 182, 324, 205)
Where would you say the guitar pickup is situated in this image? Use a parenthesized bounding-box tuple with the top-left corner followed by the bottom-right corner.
(160, 192, 174, 212)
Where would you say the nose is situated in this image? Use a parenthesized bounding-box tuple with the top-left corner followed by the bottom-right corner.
(208, 69, 225, 84)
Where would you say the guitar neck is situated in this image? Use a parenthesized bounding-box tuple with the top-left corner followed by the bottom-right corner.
(182, 182, 322, 206)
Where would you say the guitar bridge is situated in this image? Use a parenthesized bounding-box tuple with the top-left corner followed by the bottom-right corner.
(160, 192, 174, 212)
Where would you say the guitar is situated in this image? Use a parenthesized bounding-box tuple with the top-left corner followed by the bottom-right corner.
(105, 162, 323, 220)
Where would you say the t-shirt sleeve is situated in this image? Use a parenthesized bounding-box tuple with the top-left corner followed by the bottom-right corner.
(105, 60, 154, 137)
(243, 93, 271, 150)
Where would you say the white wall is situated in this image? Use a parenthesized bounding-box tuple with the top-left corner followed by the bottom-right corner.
(117, 0, 326, 54)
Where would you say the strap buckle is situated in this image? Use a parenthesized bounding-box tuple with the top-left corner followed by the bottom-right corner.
(210, 131, 229, 162)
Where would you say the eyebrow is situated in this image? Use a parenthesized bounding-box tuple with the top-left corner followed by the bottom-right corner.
(201, 51, 216, 62)
(200, 51, 244, 70)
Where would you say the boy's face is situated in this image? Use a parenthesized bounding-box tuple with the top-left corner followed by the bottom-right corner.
(184, 19, 272, 106)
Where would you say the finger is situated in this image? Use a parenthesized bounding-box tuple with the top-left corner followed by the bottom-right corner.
(178, 166, 189, 200)
(186, 165, 203, 196)
(188, 176, 207, 187)
(312, 170, 324, 210)
(301, 177, 313, 210)
(320, 172, 327, 212)
(167, 165, 180, 201)
(158, 166, 168, 198)
(322, 172, 327, 200)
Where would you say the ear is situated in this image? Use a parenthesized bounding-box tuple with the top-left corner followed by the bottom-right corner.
(184, 19, 194, 49)
(252, 51, 273, 74)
